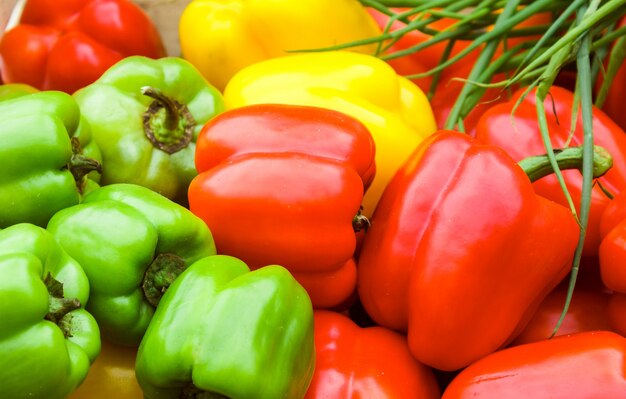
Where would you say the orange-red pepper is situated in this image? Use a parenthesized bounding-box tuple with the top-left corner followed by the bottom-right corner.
(357, 130, 580, 371)
(0, 0, 165, 93)
(188, 104, 375, 309)
(304, 310, 440, 399)
(475, 85, 626, 256)
(442, 331, 626, 398)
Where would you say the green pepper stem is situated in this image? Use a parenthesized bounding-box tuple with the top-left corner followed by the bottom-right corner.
(180, 384, 230, 399)
(142, 253, 187, 308)
(44, 273, 81, 336)
(518, 144, 613, 183)
(68, 137, 102, 194)
(141, 86, 196, 154)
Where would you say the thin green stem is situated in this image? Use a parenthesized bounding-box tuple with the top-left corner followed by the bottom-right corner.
(508, 0, 626, 87)
(443, 0, 522, 129)
(551, 3, 596, 339)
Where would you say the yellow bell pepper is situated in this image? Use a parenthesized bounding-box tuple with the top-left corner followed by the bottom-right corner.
(223, 51, 438, 217)
(179, 0, 382, 91)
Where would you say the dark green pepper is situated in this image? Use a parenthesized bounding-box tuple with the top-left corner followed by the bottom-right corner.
(0, 223, 100, 399)
(0, 91, 102, 228)
(47, 183, 217, 346)
(135, 255, 315, 399)
(73, 56, 225, 204)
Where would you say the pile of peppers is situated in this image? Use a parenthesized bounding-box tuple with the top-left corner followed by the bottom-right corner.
(1, 1, 626, 398)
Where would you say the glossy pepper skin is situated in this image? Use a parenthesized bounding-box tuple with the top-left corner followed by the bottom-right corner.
(135, 255, 315, 399)
(599, 190, 626, 297)
(0, 90, 101, 228)
(224, 51, 436, 217)
(0, 82, 39, 100)
(0, 0, 165, 94)
(47, 183, 217, 346)
(73, 56, 225, 204)
(179, 0, 381, 91)
(510, 286, 613, 346)
(305, 310, 440, 399)
(0, 223, 100, 399)
(189, 104, 375, 309)
(357, 130, 579, 371)
(475, 85, 626, 255)
(442, 331, 626, 398)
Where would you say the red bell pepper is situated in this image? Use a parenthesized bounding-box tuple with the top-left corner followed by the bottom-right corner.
(510, 286, 613, 346)
(357, 130, 583, 371)
(609, 292, 626, 337)
(367, 8, 551, 131)
(304, 310, 440, 399)
(475, 85, 626, 256)
(442, 331, 626, 398)
(188, 104, 375, 309)
(0, 0, 165, 94)
(599, 190, 626, 296)
(600, 187, 626, 238)
(366, 8, 477, 94)
(596, 16, 626, 133)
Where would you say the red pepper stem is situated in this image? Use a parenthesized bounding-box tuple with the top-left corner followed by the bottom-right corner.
(352, 206, 371, 233)
(142, 253, 187, 308)
(518, 145, 613, 183)
(44, 273, 81, 337)
(141, 86, 196, 154)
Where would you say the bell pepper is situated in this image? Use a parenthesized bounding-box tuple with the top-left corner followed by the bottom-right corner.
(357, 130, 592, 371)
(73, 55, 225, 204)
(179, 0, 381, 91)
(598, 188, 626, 298)
(0, 82, 38, 100)
(189, 103, 375, 309)
(0, 0, 166, 94)
(70, 339, 142, 399)
(600, 186, 626, 238)
(366, 8, 479, 94)
(609, 292, 626, 337)
(442, 331, 626, 398)
(475, 85, 626, 255)
(596, 16, 626, 133)
(135, 255, 315, 399)
(223, 51, 437, 217)
(305, 310, 440, 399)
(510, 286, 613, 346)
(47, 183, 217, 346)
(0, 223, 100, 399)
(0, 90, 102, 228)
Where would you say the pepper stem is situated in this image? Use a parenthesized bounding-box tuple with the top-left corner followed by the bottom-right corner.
(142, 253, 187, 307)
(352, 206, 371, 232)
(141, 86, 196, 154)
(68, 137, 102, 194)
(44, 273, 81, 337)
(180, 384, 230, 399)
(518, 145, 613, 183)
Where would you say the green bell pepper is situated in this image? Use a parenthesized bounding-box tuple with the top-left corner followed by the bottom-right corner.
(136, 255, 315, 399)
(0, 91, 102, 228)
(47, 183, 217, 346)
(73, 56, 225, 204)
(0, 223, 100, 399)
(0, 83, 38, 100)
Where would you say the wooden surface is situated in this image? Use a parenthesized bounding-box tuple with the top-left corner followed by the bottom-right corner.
(0, 0, 190, 56)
